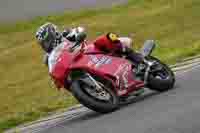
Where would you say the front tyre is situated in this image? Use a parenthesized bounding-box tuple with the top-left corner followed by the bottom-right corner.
(147, 56, 175, 92)
(71, 77, 119, 113)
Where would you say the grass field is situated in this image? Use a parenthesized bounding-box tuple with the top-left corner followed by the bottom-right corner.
(0, 0, 200, 131)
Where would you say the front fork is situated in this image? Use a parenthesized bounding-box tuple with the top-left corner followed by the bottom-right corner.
(85, 73, 103, 91)
(69, 72, 104, 92)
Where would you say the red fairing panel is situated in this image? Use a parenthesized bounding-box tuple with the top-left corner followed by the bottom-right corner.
(50, 41, 75, 88)
(71, 54, 144, 96)
(51, 52, 73, 86)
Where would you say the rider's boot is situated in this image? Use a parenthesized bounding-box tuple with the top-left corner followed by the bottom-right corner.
(125, 48, 146, 76)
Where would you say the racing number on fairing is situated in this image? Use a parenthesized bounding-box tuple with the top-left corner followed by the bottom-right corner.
(88, 55, 112, 68)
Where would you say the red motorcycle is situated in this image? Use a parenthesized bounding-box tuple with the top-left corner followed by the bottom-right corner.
(48, 34, 175, 113)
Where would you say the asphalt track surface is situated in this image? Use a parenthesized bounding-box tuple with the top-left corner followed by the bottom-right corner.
(0, 0, 127, 22)
(34, 65, 200, 133)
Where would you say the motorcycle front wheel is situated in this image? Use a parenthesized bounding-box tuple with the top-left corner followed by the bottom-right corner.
(71, 75, 119, 113)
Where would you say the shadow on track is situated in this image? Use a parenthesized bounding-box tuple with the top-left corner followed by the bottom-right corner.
(60, 89, 169, 126)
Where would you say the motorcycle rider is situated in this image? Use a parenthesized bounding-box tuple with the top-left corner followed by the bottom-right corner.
(35, 22, 144, 72)
(35, 22, 86, 52)
(94, 32, 144, 65)
(35, 22, 86, 64)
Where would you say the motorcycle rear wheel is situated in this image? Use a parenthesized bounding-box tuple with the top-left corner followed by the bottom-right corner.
(147, 56, 175, 92)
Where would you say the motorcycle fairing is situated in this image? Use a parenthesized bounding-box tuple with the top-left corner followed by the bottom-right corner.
(50, 42, 144, 96)
(71, 53, 144, 96)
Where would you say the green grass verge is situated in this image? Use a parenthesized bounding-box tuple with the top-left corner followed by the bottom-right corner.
(1, 0, 200, 131)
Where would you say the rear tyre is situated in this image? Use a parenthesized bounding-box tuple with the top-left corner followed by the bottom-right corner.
(71, 76, 119, 113)
(147, 56, 175, 92)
